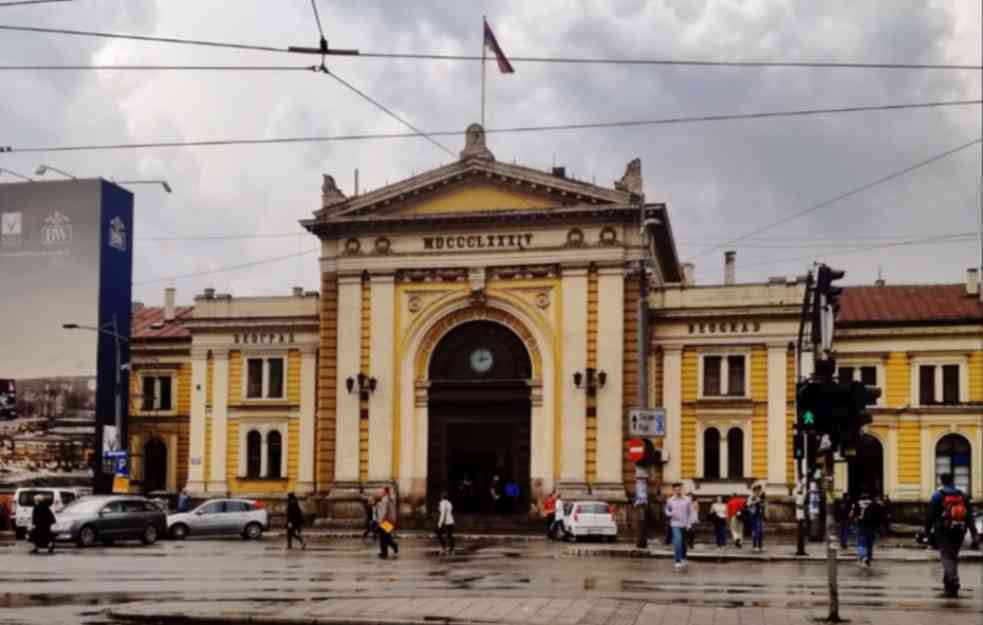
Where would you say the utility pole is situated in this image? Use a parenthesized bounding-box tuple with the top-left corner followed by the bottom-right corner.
(635, 192, 650, 549)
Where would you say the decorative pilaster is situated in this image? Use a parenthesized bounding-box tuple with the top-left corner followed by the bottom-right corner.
(296, 344, 317, 495)
(558, 265, 588, 496)
(334, 274, 362, 483)
(208, 349, 229, 494)
(186, 348, 208, 494)
(594, 266, 626, 499)
(662, 346, 683, 483)
(766, 342, 788, 490)
(368, 273, 395, 481)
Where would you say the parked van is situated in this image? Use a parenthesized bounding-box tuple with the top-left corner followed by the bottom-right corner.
(12, 488, 80, 540)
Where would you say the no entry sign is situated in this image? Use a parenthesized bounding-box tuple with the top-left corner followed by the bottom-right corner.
(628, 439, 645, 462)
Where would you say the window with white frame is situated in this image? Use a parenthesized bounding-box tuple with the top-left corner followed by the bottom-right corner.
(916, 363, 963, 405)
(140, 374, 173, 411)
(701, 353, 748, 398)
(697, 420, 748, 480)
(245, 357, 285, 399)
(239, 425, 288, 479)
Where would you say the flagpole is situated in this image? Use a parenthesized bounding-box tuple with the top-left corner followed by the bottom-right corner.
(481, 15, 487, 127)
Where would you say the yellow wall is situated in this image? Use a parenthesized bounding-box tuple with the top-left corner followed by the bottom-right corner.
(897, 420, 921, 484)
(400, 184, 554, 215)
(750, 346, 768, 478)
(786, 349, 797, 484)
(969, 351, 983, 402)
(226, 419, 300, 494)
(287, 349, 301, 404)
(177, 364, 191, 414)
(885, 352, 909, 407)
(206, 358, 214, 408)
(586, 267, 599, 484)
(680, 349, 698, 477)
(228, 351, 241, 405)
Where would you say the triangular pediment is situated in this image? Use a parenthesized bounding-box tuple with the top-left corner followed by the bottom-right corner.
(319, 159, 632, 221)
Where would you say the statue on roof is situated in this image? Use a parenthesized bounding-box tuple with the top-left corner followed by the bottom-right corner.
(459, 123, 495, 161)
(321, 174, 347, 209)
(614, 158, 643, 195)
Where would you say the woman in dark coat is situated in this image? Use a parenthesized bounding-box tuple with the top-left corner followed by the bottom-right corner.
(285, 493, 306, 550)
(30, 495, 56, 554)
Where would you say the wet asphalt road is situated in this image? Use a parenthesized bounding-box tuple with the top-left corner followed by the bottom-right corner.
(1, 537, 980, 624)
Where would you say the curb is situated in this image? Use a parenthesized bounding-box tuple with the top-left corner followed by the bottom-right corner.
(108, 611, 503, 625)
(566, 546, 983, 563)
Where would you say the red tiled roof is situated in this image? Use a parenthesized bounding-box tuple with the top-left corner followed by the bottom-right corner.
(131, 305, 193, 339)
(839, 284, 982, 325)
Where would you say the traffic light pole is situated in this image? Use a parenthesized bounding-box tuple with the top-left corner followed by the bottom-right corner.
(823, 450, 841, 622)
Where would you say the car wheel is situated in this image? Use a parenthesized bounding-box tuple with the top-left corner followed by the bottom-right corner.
(169, 524, 188, 541)
(606, 536, 617, 544)
(14, 526, 25, 541)
(244, 522, 263, 540)
(141, 524, 159, 545)
(77, 525, 96, 548)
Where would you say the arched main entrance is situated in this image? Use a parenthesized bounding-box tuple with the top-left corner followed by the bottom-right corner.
(143, 438, 167, 493)
(426, 320, 532, 514)
(848, 434, 883, 496)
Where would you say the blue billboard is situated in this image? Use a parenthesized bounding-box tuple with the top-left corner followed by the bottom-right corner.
(0, 179, 133, 492)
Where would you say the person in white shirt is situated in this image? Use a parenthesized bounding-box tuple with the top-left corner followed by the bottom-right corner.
(711, 496, 728, 549)
(551, 493, 569, 540)
(436, 491, 455, 555)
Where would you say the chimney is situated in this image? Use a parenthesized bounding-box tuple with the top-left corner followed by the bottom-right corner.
(292, 286, 304, 297)
(681, 262, 695, 286)
(967, 268, 979, 296)
(551, 166, 566, 179)
(203, 287, 215, 299)
(164, 287, 176, 321)
(724, 251, 736, 285)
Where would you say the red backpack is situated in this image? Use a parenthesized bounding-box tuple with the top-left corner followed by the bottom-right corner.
(941, 493, 968, 529)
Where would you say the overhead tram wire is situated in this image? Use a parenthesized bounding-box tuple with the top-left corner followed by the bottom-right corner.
(685, 136, 983, 262)
(0, 64, 318, 71)
(2, 99, 979, 154)
(134, 247, 320, 286)
(0, 23, 980, 71)
(0, 0, 71, 6)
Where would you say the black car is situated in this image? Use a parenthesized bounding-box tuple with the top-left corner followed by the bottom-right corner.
(51, 495, 167, 547)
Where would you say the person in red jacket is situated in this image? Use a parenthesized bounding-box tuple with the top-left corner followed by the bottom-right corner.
(726, 493, 746, 549)
(542, 490, 557, 539)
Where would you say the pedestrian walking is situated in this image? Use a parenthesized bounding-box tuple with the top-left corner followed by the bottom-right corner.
(362, 496, 378, 543)
(488, 475, 503, 514)
(176, 489, 190, 513)
(542, 490, 557, 539)
(377, 487, 399, 559)
(665, 482, 692, 570)
(851, 491, 883, 567)
(710, 496, 728, 549)
(924, 473, 979, 597)
(835, 492, 853, 548)
(551, 492, 569, 540)
(29, 495, 55, 554)
(285, 493, 307, 550)
(726, 492, 746, 548)
(686, 493, 699, 549)
(747, 484, 766, 552)
(435, 491, 455, 555)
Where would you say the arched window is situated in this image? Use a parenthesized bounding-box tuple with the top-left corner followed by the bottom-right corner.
(267, 430, 282, 479)
(727, 428, 744, 479)
(936, 434, 971, 493)
(703, 428, 720, 479)
(246, 431, 262, 478)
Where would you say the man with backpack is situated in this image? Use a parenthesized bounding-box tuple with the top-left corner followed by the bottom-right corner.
(925, 473, 979, 598)
(850, 491, 882, 567)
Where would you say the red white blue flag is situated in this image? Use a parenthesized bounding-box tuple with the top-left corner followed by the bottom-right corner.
(483, 18, 515, 74)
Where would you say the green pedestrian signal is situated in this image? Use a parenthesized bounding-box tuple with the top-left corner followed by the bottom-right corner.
(803, 410, 815, 425)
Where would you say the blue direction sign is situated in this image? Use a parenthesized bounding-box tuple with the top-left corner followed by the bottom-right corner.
(629, 408, 666, 437)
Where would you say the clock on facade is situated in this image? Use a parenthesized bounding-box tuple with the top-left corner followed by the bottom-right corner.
(469, 348, 494, 373)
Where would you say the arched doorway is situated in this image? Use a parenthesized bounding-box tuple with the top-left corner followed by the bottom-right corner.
(848, 434, 883, 496)
(143, 438, 167, 493)
(426, 320, 532, 515)
(935, 433, 971, 494)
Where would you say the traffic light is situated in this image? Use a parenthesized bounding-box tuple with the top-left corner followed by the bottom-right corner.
(797, 380, 829, 433)
(837, 381, 881, 455)
(811, 264, 845, 348)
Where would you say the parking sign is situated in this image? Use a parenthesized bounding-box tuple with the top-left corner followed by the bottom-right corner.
(628, 408, 666, 437)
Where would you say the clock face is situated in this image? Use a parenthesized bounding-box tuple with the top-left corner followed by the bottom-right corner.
(469, 348, 494, 373)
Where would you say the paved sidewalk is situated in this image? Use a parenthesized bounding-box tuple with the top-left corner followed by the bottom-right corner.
(108, 596, 980, 625)
(567, 543, 983, 563)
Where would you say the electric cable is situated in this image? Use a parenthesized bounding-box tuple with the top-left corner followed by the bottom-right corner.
(0, 23, 979, 70)
(0, 64, 316, 70)
(134, 248, 319, 285)
(685, 137, 983, 262)
(3, 99, 978, 154)
(0, 0, 71, 6)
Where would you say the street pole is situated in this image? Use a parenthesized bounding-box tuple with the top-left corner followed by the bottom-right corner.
(824, 450, 840, 621)
(636, 194, 650, 549)
(816, 285, 841, 623)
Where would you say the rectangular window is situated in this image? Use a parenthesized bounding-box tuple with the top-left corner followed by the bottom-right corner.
(838, 366, 855, 383)
(267, 359, 284, 399)
(942, 365, 959, 404)
(703, 356, 722, 396)
(727, 355, 745, 396)
(919, 365, 935, 404)
(158, 376, 172, 411)
(142, 377, 155, 411)
(859, 366, 877, 387)
(246, 359, 264, 398)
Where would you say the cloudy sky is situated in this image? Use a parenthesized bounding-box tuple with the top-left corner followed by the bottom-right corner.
(0, 0, 980, 306)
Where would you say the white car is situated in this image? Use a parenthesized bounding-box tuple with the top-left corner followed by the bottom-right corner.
(563, 501, 618, 543)
(167, 498, 269, 540)
(12, 488, 81, 540)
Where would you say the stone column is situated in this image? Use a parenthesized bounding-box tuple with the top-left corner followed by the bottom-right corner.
(593, 266, 626, 500)
(368, 273, 395, 485)
(208, 349, 229, 495)
(766, 342, 788, 490)
(296, 345, 317, 495)
(558, 265, 588, 497)
(662, 346, 683, 483)
(186, 348, 208, 494)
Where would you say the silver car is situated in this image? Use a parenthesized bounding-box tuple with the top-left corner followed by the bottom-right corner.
(167, 498, 269, 540)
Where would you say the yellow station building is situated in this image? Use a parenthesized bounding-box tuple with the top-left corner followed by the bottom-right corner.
(127, 126, 982, 521)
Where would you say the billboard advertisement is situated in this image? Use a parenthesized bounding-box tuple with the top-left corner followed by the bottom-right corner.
(0, 179, 133, 492)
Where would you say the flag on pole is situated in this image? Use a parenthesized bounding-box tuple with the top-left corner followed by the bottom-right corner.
(483, 18, 515, 74)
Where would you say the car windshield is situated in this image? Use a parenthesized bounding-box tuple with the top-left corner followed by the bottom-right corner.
(577, 503, 610, 514)
(61, 498, 110, 515)
(17, 490, 53, 506)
